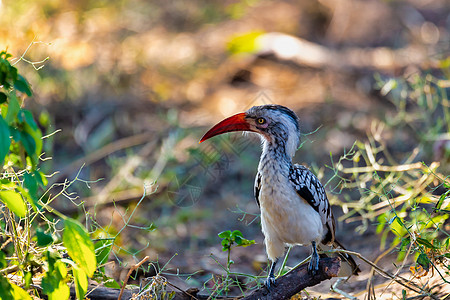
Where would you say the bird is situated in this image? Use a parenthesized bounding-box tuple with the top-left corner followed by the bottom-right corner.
(200, 104, 360, 289)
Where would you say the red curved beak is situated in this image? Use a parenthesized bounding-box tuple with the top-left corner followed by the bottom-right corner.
(199, 112, 251, 143)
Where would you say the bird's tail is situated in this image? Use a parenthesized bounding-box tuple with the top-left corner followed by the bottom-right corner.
(319, 239, 360, 277)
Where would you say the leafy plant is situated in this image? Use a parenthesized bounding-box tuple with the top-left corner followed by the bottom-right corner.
(0, 50, 101, 299)
(218, 229, 255, 270)
(327, 67, 450, 296)
(202, 230, 256, 296)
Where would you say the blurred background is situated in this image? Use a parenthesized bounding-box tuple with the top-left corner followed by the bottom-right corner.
(1, 0, 449, 297)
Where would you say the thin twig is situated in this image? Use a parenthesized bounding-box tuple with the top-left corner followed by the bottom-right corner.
(365, 243, 398, 297)
(338, 162, 425, 174)
(0, 264, 19, 275)
(327, 249, 440, 299)
(331, 278, 358, 300)
(118, 256, 150, 300)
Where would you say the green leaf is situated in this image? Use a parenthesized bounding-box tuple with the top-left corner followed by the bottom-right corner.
(5, 92, 20, 125)
(0, 190, 27, 217)
(15, 185, 37, 212)
(20, 130, 36, 158)
(23, 172, 38, 201)
(63, 218, 97, 277)
(0, 51, 13, 59)
(24, 271, 32, 289)
(221, 238, 231, 251)
(0, 275, 13, 299)
(435, 190, 450, 210)
(35, 170, 48, 187)
(388, 215, 397, 225)
(36, 228, 54, 247)
(0, 116, 10, 165)
(9, 126, 20, 142)
(21, 172, 41, 210)
(238, 238, 255, 247)
(376, 214, 387, 234)
(39, 110, 50, 127)
(416, 238, 437, 249)
(399, 237, 411, 255)
(19, 120, 42, 170)
(95, 240, 112, 265)
(234, 235, 242, 245)
(416, 253, 430, 271)
(429, 214, 449, 228)
(0, 55, 17, 89)
(10, 282, 33, 300)
(389, 217, 407, 238)
(0, 250, 7, 268)
(0, 92, 6, 104)
(14, 75, 32, 97)
(19, 109, 37, 130)
(103, 278, 121, 289)
(73, 265, 88, 300)
(42, 259, 70, 300)
(23, 121, 42, 156)
(218, 230, 231, 239)
(231, 230, 243, 238)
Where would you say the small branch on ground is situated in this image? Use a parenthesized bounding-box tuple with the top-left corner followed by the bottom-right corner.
(118, 256, 150, 300)
(69, 257, 341, 300)
(242, 256, 341, 300)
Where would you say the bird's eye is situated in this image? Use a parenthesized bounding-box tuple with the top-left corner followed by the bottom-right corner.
(256, 118, 266, 124)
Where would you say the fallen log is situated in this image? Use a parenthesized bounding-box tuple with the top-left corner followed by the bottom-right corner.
(243, 256, 341, 300)
(69, 257, 341, 300)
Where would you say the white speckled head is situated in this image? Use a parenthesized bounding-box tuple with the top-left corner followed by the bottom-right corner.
(245, 104, 301, 158)
(200, 104, 301, 158)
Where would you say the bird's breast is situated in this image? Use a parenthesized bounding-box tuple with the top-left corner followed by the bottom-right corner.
(258, 172, 323, 245)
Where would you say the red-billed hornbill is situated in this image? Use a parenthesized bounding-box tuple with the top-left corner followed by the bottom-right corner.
(200, 104, 360, 288)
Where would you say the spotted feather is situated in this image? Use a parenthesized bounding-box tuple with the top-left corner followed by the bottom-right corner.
(254, 171, 262, 208)
(288, 164, 335, 244)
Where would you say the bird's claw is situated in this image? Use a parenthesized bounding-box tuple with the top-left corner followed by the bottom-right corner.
(308, 252, 320, 276)
(308, 241, 320, 276)
(264, 275, 276, 291)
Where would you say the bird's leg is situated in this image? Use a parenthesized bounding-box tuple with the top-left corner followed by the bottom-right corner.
(308, 241, 320, 275)
(265, 259, 278, 290)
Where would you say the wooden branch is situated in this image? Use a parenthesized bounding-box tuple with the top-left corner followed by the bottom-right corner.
(68, 257, 341, 300)
(243, 257, 341, 300)
(75, 286, 135, 300)
(118, 256, 150, 300)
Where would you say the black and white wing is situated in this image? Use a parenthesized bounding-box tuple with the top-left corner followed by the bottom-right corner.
(289, 164, 335, 244)
(289, 164, 360, 275)
(254, 171, 262, 208)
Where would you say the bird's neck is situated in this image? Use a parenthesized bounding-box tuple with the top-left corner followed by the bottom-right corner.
(258, 138, 293, 175)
